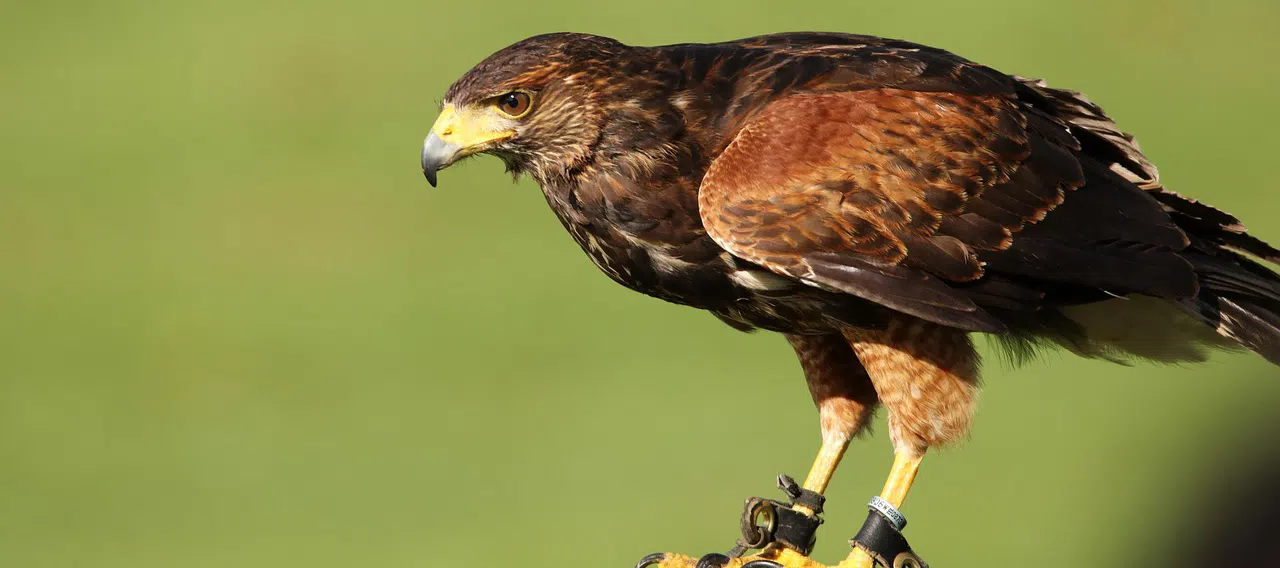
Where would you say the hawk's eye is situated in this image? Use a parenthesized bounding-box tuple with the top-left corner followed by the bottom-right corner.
(496, 92, 532, 117)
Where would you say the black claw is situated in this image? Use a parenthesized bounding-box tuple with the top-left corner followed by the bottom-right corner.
(695, 553, 732, 568)
(635, 553, 668, 568)
(741, 561, 784, 568)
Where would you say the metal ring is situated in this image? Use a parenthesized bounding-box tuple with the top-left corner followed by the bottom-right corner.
(753, 501, 777, 535)
(892, 552, 926, 568)
(739, 498, 777, 549)
(741, 561, 784, 568)
(868, 496, 907, 531)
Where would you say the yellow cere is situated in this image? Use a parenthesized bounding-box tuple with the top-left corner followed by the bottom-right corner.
(430, 103, 516, 152)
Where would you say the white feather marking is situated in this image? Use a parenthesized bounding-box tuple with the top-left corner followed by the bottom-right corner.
(581, 233, 628, 277)
(583, 233, 607, 256)
(730, 269, 794, 291)
(671, 93, 695, 110)
(649, 249, 695, 273)
(809, 44, 866, 51)
(1218, 308, 1242, 341)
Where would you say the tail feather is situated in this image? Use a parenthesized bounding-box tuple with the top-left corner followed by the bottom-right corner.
(1011, 75, 1280, 367)
(1178, 296, 1280, 366)
(1156, 191, 1280, 264)
(1219, 298, 1280, 365)
(1177, 243, 1280, 366)
(1194, 255, 1280, 301)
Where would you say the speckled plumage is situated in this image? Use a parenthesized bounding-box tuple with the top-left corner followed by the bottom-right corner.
(429, 31, 1280, 478)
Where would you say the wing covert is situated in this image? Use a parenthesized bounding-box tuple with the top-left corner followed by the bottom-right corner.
(699, 89, 1085, 332)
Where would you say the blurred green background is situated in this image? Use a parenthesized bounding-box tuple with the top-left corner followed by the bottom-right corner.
(4, 0, 1280, 566)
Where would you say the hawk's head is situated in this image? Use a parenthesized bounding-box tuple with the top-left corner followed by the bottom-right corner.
(421, 33, 635, 186)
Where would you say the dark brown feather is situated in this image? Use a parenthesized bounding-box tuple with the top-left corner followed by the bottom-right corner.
(437, 31, 1280, 366)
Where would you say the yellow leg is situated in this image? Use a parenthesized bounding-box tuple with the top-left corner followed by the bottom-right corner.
(838, 452, 924, 568)
(793, 433, 851, 516)
(876, 451, 923, 510)
(770, 547, 834, 568)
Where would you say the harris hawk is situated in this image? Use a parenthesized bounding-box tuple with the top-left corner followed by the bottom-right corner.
(419, 33, 1280, 567)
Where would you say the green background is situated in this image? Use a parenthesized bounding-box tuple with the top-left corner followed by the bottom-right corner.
(4, 0, 1280, 566)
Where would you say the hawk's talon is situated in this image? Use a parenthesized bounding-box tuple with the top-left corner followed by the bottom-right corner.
(636, 552, 669, 568)
(695, 553, 733, 568)
(633, 550, 823, 568)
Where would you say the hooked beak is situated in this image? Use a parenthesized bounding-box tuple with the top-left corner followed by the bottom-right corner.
(419, 103, 516, 187)
(421, 132, 460, 187)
